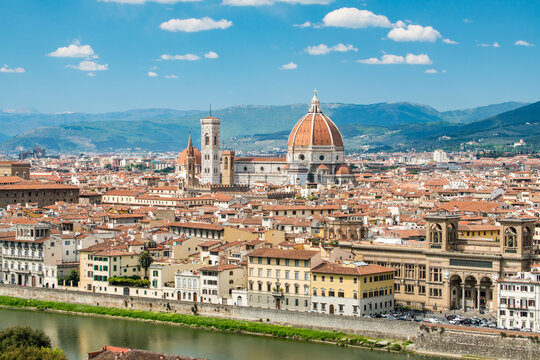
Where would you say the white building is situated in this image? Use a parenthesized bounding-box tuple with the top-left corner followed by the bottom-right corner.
(200, 115, 221, 185)
(175, 269, 200, 302)
(433, 149, 448, 163)
(0, 223, 76, 288)
(497, 271, 540, 331)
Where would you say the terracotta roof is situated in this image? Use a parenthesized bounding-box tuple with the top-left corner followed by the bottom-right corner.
(177, 146, 201, 165)
(248, 248, 319, 260)
(287, 112, 343, 148)
(311, 262, 395, 276)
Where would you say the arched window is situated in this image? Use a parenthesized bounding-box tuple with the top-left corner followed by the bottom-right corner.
(430, 224, 442, 247)
(505, 227, 517, 248)
(224, 158, 228, 170)
(205, 134, 210, 146)
(213, 136, 217, 146)
(523, 226, 532, 247)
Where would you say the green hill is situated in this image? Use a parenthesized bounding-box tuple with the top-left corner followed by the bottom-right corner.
(1, 101, 537, 154)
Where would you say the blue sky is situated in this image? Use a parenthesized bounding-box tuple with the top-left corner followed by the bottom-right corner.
(0, 0, 538, 113)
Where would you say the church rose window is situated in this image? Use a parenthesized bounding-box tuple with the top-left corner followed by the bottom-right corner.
(299, 154, 305, 160)
(319, 155, 324, 160)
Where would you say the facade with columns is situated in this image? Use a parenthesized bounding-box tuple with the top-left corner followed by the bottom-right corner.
(176, 91, 355, 187)
(339, 215, 539, 314)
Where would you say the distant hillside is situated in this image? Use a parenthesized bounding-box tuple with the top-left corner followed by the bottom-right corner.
(0, 108, 201, 136)
(440, 101, 528, 123)
(0, 101, 536, 154)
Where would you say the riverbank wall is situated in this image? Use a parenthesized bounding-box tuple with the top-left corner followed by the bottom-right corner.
(1, 285, 539, 360)
(0, 284, 417, 341)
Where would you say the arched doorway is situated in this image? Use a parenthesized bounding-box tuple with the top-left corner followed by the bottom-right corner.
(237, 296, 243, 306)
(479, 277, 493, 310)
(193, 293, 197, 302)
(329, 304, 335, 314)
(464, 275, 478, 311)
(449, 275, 462, 310)
(31, 276, 36, 287)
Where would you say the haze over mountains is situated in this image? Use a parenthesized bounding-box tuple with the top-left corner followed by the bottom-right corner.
(0, 101, 535, 154)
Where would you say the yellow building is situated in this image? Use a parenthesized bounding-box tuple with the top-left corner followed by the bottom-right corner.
(459, 224, 500, 242)
(311, 261, 395, 316)
(79, 244, 141, 292)
(247, 248, 322, 311)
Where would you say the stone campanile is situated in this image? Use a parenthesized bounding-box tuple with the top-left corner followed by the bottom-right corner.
(221, 150, 235, 186)
(201, 115, 221, 184)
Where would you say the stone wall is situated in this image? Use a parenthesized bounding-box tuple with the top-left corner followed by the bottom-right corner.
(415, 326, 540, 360)
(2, 284, 539, 360)
(0, 284, 417, 340)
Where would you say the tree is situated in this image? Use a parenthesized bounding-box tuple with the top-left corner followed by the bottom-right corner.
(0, 347, 67, 360)
(0, 327, 51, 353)
(59, 270, 79, 286)
(138, 251, 154, 279)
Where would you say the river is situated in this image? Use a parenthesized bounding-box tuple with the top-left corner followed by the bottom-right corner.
(0, 309, 440, 360)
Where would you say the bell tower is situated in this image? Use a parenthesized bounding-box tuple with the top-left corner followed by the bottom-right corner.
(201, 114, 221, 185)
(425, 214, 460, 251)
(499, 218, 535, 257)
(221, 150, 235, 186)
(185, 133, 197, 187)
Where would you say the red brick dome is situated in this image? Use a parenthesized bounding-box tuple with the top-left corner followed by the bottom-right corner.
(176, 147, 201, 165)
(287, 91, 344, 148)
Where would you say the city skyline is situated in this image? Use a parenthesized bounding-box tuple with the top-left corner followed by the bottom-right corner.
(0, 0, 538, 113)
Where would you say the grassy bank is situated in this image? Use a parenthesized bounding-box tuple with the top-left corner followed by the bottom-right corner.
(0, 296, 408, 351)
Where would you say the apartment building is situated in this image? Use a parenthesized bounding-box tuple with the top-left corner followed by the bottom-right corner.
(79, 244, 142, 292)
(311, 261, 395, 316)
(247, 248, 322, 311)
(199, 263, 246, 304)
(497, 271, 540, 331)
(0, 222, 76, 288)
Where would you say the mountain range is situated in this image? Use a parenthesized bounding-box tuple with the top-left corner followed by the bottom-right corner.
(0, 100, 535, 154)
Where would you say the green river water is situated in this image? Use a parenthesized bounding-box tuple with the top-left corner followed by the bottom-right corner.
(0, 309, 441, 360)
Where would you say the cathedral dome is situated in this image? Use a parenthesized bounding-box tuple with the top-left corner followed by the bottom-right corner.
(287, 91, 344, 148)
(176, 146, 201, 165)
(336, 164, 352, 175)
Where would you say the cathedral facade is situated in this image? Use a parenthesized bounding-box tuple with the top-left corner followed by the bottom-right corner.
(176, 91, 354, 187)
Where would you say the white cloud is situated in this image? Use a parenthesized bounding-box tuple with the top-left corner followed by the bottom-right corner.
(223, 0, 331, 5)
(515, 40, 533, 47)
(442, 38, 458, 45)
(306, 43, 357, 55)
(160, 17, 232, 32)
(425, 69, 437, 74)
(165, 74, 179, 79)
(48, 43, 96, 58)
(161, 53, 200, 61)
(463, 18, 473, 23)
(204, 51, 219, 59)
(322, 8, 392, 29)
(279, 62, 297, 70)
(98, 0, 200, 4)
(294, 21, 312, 28)
(67, 60, 109, 71)
(87, 72, 96, 77)
(148, 71, 158, 77)
(357, 54, 404, 64)
(478, 42, 500, 48)
(405, 53, 432, 64)
(222, 0, 272, 5)
(0, 65, 25, 73)
(279, 0, 332, 3)
(387, 24, 441, 42)
(357, 53, 432, 65)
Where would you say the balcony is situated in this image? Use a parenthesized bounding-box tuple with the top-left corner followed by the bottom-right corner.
(271, 287, 284, 297)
